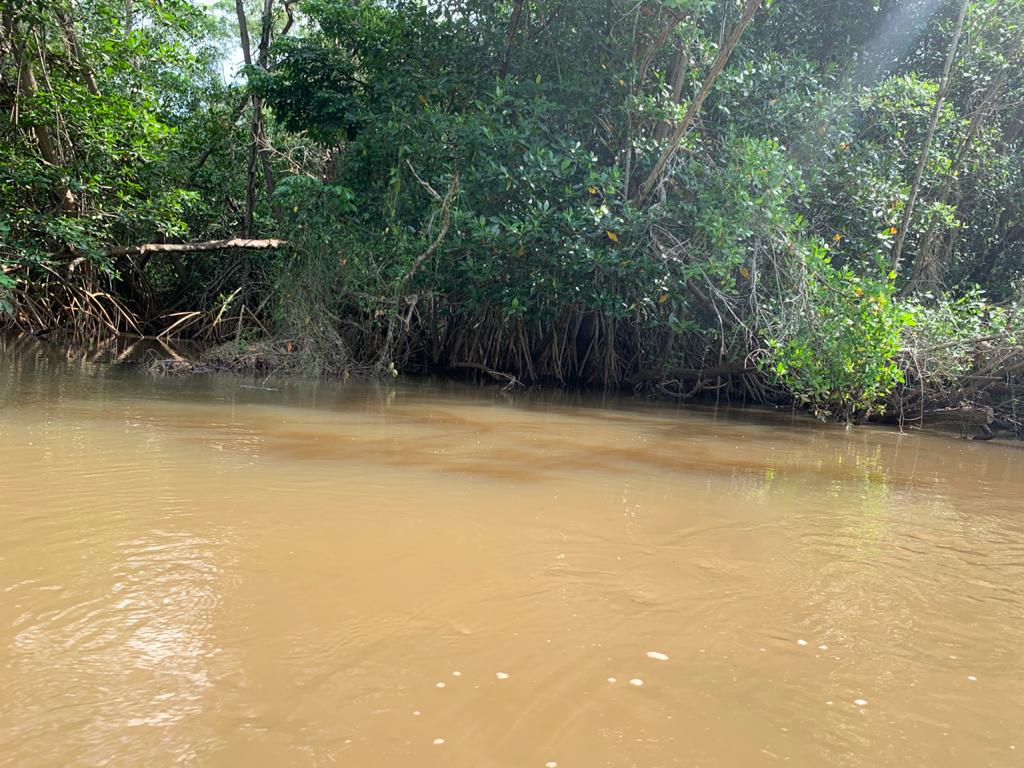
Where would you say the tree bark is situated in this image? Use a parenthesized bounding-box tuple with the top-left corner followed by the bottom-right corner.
(1003, 104, 1024, 147)
(635, 10, 686, 89)
(906, 101, 990, 292)
(654, 46, 689, 141)
(967, 223, 1024, 284)
(234, 0, 257, 235)
(234, 0, 253, 68)
(254, 0, 277, 204)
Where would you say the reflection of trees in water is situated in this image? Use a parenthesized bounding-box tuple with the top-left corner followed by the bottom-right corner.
(740, 428, 1024, 767)
(0, 334, 190, 409)
(1, 332, 190, 370)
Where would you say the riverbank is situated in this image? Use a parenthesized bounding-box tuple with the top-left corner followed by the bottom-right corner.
(11, 328, 1016, 443)
(166, 317, 1024, 441)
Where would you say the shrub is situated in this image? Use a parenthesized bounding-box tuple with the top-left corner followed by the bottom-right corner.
(762, 244, 913, 420)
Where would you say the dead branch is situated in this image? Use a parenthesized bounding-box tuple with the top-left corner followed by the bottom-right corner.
(450, 361, 524, 390)
(106, 239, 288, 257)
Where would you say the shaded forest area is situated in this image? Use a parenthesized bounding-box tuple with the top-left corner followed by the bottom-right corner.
(2, 0, 1024, 431)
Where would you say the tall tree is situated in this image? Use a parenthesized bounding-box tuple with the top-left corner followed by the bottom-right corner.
(890, 0, 970, 273)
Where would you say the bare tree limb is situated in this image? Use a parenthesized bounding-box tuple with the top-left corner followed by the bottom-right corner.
(635, 10, 685, 88)
(106, 239, 288, 257)
(58, 3, 99, 97)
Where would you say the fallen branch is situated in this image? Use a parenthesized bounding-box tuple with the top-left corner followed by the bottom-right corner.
(450, 361, 524, 390)
(106, 238, 288, 257)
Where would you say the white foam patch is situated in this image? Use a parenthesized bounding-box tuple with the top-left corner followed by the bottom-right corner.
(797, 639, 808, 646)
(433, 738, 445, 746)
(435, 682, 446, 689)
(854, 699, 868, 707)
(496, 672, 510, 680)
(629, 678, 644, 687)
(646, 651, 669, 661)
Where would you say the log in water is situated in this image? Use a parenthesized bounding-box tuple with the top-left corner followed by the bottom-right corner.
(1, 341, 1022, 767)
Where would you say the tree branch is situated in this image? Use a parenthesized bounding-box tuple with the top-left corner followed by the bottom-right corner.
(890, 0, 969, 273)
(106, 239, 287, 257)
(633, 0, 763, 205)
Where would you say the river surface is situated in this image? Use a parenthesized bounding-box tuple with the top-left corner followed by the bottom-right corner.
(1, 338, 1023, 767)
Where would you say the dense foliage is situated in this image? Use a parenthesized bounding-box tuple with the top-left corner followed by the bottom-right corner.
(2, 0, 1024, 422)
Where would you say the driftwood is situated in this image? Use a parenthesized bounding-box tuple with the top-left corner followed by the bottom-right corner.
(106, 239, 288, 257)
(920, 403, 995, 439)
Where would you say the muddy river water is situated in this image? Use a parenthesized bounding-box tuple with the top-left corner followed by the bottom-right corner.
(1, 340, 1022, 766)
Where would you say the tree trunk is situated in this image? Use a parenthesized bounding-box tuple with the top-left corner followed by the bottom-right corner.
(1003, 105, 1024, 147)
(254, 0, 277, 203)
(635, 10, 685, 89)
(234, 0, 253, 69)
(235, 0, 278, 235)
(906, 94, 994, 292)
(9, 19, 59, 166)
(889, 0, 969, 274)
(59, 4, 100, 97)
(905, 24, 1023, 291)
(654, 46, 688, 141)
(633, 0, 763, 205)
(500, 0, 526, 77)
(967, 223, 1024, 284)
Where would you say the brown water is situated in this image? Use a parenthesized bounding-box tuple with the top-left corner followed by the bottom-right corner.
(1, 339, 1023, 768)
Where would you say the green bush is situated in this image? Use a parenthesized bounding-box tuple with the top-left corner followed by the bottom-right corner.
(762, 245, 913, 420)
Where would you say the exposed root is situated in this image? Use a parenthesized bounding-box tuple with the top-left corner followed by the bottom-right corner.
(146, 327, 361, 380)
(449, 361, 525, 391)
(887, 310, 1024, 439)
